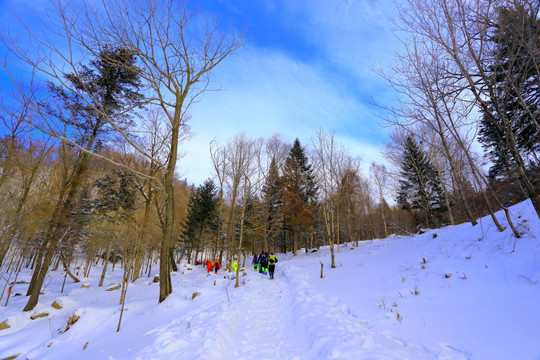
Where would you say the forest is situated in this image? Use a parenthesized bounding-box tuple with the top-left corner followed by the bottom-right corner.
(0, 0, 539, 314)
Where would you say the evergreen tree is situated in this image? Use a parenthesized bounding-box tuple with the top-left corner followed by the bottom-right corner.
(397, 136, 448, 229)
(181, 179, 219, 261)
(94, 170, 138, 219)
(46, 47, 143, 149)
(281, 139, 318, 253)
(261, 157, 283, 250)
(23, 47, 143, 311)
(478, 3, 540, 193)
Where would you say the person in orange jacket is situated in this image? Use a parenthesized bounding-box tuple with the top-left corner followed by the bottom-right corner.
(207, 260, 214, 273)
(214, 259, 221, 274)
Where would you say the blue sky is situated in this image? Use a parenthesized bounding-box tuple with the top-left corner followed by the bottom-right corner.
(181, 0, 400, 184)
(0, 0, 401, 185)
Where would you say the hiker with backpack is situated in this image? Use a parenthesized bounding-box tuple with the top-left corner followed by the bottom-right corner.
(268, 253, 278, 279)
(260, 252, 269, 275)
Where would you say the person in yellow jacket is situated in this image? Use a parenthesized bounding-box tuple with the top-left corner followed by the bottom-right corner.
(268, 253, 278, 279)
(232, 258, 238, 273)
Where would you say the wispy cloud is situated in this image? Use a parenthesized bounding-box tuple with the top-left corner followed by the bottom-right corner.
(181, 43, 389, 184)
(178, 0, 402, 185)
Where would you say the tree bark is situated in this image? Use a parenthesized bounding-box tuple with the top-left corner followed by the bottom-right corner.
(24, 148, 91, 311)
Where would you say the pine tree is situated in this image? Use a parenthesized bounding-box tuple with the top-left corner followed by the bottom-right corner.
(281, 139, 318, 254)
(478, 3, 540, 199)
(181, 179, 219, 262)
(94, 170, 138, 218)
(397, 136, 448, 229)
(23, 47, 143, 311)
(261, 157, 283, 251)
(46, 47, 143, 148)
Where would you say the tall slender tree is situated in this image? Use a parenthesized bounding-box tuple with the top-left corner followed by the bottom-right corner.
(2, 0, 244, 305)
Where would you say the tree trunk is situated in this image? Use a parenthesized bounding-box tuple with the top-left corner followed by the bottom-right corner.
(169, 250, 178, 272)
(235, 177, 249, 288)
(99, 242, 113, 287)
(322, 204, 336, 268)
(158, 175, 174, 302)
(23, 151, 90, 311)
(0, 163, 39, 266)
(133, 182, 153, 282)
(61, 254, 80, 283)
(159, 107, 182, 303)
(435, 110, 477, 226)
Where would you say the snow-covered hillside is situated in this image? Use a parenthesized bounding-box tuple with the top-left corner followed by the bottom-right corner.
(1, 200, 539, 360)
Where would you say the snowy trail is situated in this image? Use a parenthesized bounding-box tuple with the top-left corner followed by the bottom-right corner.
(135, 290, 230, 358)
(135, 267, 312, 360)
(134, 261, 466, 360)
(204, 268, 311, 360)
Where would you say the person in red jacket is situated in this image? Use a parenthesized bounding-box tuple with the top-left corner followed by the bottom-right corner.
(207, 260, 214, 273)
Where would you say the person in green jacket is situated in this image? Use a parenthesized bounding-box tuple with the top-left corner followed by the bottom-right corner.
(268, 253, 278, 279)
(232, 258, 238, 273)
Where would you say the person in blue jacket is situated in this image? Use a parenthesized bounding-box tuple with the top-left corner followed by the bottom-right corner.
(259, 252, 268, 275)
(251, 254, 259, 271)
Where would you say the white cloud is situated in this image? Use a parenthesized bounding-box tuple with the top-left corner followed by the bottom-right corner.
(178, 45, 386, 185)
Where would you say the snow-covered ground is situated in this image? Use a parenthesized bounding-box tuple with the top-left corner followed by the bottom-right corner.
(1, 200, 539, 360)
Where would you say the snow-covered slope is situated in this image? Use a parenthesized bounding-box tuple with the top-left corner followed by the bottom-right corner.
(1, 200, 539, 359)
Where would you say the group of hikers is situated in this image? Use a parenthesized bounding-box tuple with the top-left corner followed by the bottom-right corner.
(199, 252, 279, 279)
(251, 252, 278, 279)
(202, 259, 221, 274)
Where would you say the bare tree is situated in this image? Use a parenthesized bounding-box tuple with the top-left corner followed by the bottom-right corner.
(1, 0, 244, 307)
(83, 0, 244, 302)
(370, 162, 390, 238)
(210, 139, 229, 263)
(216, 134, 262, 267)
(311, 130, 361, 267)
(380, 6, 522, 235)
(396, 0, 539, 218)
(0, 94, 55, 266)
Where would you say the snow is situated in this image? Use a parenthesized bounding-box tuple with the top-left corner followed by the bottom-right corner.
(1, 199, 540, 359)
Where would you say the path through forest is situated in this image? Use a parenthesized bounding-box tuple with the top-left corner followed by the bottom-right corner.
(134, 260, 459, 360)
(135, 266, 312, 360)
(204, 267, 312, 360)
